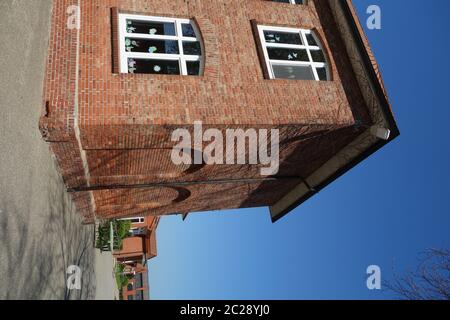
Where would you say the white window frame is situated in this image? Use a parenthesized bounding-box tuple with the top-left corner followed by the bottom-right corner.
(118, 14, 204, 75)
(118, 216, 145, 224)
(257, 25, 330, 81)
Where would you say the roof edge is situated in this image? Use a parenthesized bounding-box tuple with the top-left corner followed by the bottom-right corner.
(270, 0, 400, 223)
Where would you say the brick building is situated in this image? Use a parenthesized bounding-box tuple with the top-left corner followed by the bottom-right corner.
(114, 216, 159, 264)
(40, 0, 398, 223)
(121, 263, 149, 300)
(113, 216, 157, 300)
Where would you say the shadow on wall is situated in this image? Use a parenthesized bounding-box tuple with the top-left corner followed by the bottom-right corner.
(0, 170, 95, 300)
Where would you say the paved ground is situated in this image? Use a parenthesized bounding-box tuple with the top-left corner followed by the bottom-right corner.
(95, 250, 120, 300)
(0, 0, 115, 300)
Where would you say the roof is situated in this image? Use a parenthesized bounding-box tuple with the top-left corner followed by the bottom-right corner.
(144, 216, 159, 259)
(346, 0, 390, 104)
(269, 0, 400, 222)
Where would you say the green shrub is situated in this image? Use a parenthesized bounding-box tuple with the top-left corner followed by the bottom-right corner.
(115, 263, 129, 299)
(95, 220, 133, 251)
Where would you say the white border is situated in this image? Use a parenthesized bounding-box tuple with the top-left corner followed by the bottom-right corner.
(257, 25, 330, 81)
(118, 14, 204, 75)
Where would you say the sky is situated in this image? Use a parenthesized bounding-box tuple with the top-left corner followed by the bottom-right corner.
(148, 0, 450, 300)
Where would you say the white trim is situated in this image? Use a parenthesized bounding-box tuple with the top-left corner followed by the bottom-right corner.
(257, 25, 330, 81)
(118, 14, 203, 76)
(118, 216, 145, 224)
(73, 0, 96, 220)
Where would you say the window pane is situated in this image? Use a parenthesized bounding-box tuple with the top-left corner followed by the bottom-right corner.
(125, 38, 179, 54)
(306, 34, 318, 46)
(272, 64, 315, 80)
(126, 19, 176, 36)
(182, 23, 196, 37)
(310, 49, 326, 62)
(316, 67, 328, 81)
(135, 274, 143, 288)
(128, 58, 180, 75)
(267, 48, 309, 61)
(186, 61, 201, 76)
(183, 41, 202, 55)
(264, 31, 302, 45)
(120, 15, 204, 76)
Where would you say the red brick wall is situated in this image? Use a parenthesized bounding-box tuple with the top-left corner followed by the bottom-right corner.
(41, 0, 370, 222)
(114, 237, 144, 258)
(122, 266, 148, 300)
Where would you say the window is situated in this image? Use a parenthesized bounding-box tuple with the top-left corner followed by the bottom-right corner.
(118, 216, 144, 224)
(127, 283, 133, 291)
(257, 25, 329, 81)
(118, 14, 203, 75)
(129, 227, 147, 236)
(135, 274, 143, 289)
(135, 290, 144, 300)
(269, 0, 305, 4)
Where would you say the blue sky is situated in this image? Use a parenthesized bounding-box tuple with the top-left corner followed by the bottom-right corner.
(148, 0, 450, 299)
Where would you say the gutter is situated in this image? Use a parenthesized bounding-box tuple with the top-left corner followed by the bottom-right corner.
(269, 0, 400, 223)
